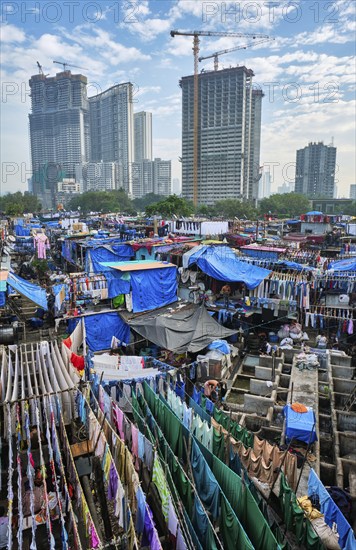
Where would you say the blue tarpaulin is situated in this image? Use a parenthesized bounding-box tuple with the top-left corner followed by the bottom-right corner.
(276, 260, 314, 271)
(7, 272, 48, 310)
(130, 267, 177, 312)
(308, 470, 356, 550)
(188, 246, 271, 289)
(15, 225, 31, 236)
(284, 404, 317, 444)
(88, 245, 134, 298)
(241, 248, 279, 261)
(84, 311, 130, 352)
(328, 258, 356, 272)
(86, 244, 134, 273)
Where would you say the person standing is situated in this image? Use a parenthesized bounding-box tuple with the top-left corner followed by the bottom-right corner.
(221, 283, 231, 309)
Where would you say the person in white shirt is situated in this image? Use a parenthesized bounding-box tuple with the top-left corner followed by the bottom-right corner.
(316, 332, 328, 349)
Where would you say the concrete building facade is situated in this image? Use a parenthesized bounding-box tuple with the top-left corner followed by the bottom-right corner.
(153, 158, 171, 196)
(180, 66, 262, 205)
(89, 83, 134, 196)
(75, 162, 119, 192)
(29, 71, 89, 209)
(134, 111, 152, 162)
(132, 158, 171, 198)
(295, 141, 337, 198)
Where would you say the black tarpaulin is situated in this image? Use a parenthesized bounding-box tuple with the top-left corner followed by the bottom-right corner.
(123, 303, 237, 353)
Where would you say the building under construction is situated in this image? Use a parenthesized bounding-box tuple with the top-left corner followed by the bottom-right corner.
(180, 66, 263, 205)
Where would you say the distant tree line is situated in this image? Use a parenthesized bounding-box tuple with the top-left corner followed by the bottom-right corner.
(1, 189, 355, 219)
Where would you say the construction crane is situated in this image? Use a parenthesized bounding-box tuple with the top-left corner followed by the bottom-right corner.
(170, 30, 270, 207)
(198, 37, 274, 71)
(36, 61, 49, 77)
(53, 60, 88, 71)
(36, 61, 44, 74)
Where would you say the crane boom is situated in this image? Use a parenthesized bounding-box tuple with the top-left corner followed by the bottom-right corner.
(170, 30, 270, 39)
(170, 29, 271, 206)
(198, 37, 274, 70)
(53, 60, 88, 71)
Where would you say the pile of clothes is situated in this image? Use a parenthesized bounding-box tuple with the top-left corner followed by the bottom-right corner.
(295, 352, 320, 371)
(278, 322, 309, 344)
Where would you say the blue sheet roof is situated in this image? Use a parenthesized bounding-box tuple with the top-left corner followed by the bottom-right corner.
(188, 245, 271, 289)
(284, 404, 317, 444)
(328, 258, 356, 272)
(8, 272, 48, 310)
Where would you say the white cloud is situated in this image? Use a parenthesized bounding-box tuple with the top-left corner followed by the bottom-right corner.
(1, 23, 26, 43)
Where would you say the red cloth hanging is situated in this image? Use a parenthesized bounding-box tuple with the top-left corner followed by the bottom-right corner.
(70, 352, 85, 371)
(62, 337, 72, 349)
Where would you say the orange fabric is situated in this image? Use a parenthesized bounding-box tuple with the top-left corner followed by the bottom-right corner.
(291, 402, 308, 413)
(62, 337, 72, 349)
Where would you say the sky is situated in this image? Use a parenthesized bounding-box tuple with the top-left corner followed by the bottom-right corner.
(1, 0, 355, 198)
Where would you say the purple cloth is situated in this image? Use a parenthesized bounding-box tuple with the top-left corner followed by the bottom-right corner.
(108, 462, 118, 500)
(141, 505, 161, 550)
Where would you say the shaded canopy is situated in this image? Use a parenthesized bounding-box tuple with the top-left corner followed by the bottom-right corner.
(328, 258, 356, 272)
(123, 302, 237, 353)
(187, 245, 271, 289)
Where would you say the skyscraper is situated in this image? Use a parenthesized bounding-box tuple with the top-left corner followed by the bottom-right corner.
(89, 83, 134, 196)
(180, 66, 262, 205)
(132, 159, 153, 198)
(29, 71, 89, 209)
(295, 141, 337, 198)
(134, 111, 152, 162)
(153, 158, 171, 196)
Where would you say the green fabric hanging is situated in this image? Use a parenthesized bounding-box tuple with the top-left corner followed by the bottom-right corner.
(155, 396, 183, 459)
(212, 428, 225, 462)
(305, 519, 325, 550)
(279, 473, 306, 546)
(220, 495, 255, 550)
(212, 455, 280, 550)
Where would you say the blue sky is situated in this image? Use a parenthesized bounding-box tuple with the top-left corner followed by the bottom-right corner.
(1, 0, 355, 197)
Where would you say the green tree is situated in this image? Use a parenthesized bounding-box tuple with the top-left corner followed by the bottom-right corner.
(214, 199, 258, 219)
(68, 189, 135, 214)
(341, 201, 356, 216)
(145, 195, 194, 217)
(258, 193, 310, 218)
(196, 204, 217, 217)
(132, 193, 162, 211)
(0, 191, 42, 215)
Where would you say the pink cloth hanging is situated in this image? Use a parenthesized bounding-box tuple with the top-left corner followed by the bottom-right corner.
(34, 232, 49, 259)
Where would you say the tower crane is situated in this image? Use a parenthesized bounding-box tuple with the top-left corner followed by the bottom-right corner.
(198, 36, 274, 71)
(170, 30, 270, 207)
(53, 60, 88, 71)
(36, 61, 49, 77)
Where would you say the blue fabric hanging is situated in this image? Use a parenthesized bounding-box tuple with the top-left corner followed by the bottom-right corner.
(191, 440, 220, 520)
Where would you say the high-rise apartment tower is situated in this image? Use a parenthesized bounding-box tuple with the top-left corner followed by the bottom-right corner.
(89, 83, 134, 196)
(180, 66, 263, 205)
(295, 141, 337, 198)
(29, 71, 89, 209)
